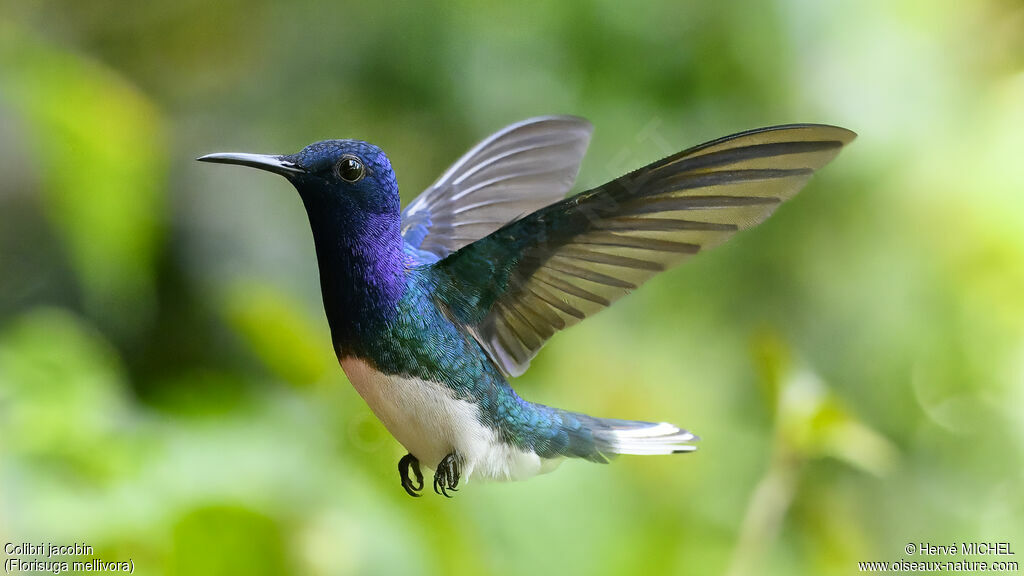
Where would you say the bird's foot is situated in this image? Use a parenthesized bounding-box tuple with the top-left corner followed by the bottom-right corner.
(433, 453, 462, 498)
(398, 453, 424, 497)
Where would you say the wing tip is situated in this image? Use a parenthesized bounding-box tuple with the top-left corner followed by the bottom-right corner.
(699, 123, 858, 152)
(763, 123, 857, 145)
(525, 114, 594, 135)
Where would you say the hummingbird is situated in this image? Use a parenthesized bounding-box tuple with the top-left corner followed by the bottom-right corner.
(198, 116, 854, 497)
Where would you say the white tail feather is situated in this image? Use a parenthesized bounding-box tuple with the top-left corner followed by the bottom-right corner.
(607, 422, 698, 455)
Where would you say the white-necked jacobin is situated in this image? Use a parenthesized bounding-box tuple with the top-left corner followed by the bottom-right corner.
(198, 116, 854, 497)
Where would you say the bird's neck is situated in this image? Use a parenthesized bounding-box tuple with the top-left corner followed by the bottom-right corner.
(303, 206, 407, 355)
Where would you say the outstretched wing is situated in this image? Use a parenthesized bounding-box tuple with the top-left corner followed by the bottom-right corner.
(429, 124, 856, 376)
(401, 116, 593, 262)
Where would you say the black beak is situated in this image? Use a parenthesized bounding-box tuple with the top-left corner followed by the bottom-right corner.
(196, 152, 304, 176)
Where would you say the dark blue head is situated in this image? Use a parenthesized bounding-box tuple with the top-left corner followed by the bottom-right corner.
(199, 139, 400, 215)
(198, 140, 407, 353)
(289, 139, 401, 216)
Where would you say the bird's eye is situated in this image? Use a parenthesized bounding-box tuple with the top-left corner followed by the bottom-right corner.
(336, 155, 365, 183)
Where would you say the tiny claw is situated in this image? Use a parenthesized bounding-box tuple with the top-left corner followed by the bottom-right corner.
(432, 452, 461, 498)
(399, 454, 424, 498)
(411, 461, 424, 491)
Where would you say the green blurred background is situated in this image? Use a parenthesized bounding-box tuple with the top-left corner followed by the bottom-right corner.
(1, 1, 1022, 574)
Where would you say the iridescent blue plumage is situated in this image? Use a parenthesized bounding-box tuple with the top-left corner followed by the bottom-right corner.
(369, 267, 625, 462)
(260, 136, 627, 463)
(197, 116, 854, 496)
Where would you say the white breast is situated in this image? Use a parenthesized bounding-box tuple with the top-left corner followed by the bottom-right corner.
(339, 357, 560, 482)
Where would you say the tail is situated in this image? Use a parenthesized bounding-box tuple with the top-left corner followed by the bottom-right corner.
(516, 402, 698, 462)
(592, 418, 699, 456)
(527, 407, 699, 461)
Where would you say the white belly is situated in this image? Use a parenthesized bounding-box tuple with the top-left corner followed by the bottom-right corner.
(339, 357, 560, 482)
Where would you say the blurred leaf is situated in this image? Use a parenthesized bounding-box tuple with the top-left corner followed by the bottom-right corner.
(0, 307, 143, 482)
(221, 282, 333, 387)
(774, 364, 899, 476)
(751, 329, 792, 418)
(169, 505, 289, 576)
(810, 401, 899, 477)
(0, 23, 166, 331)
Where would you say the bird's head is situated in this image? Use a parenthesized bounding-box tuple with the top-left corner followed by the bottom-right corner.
(198, 139, 400, 216)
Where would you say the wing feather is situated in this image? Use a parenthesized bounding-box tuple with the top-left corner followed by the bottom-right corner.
(431, 124, 856, 376)
(401, 116, 593, 261)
